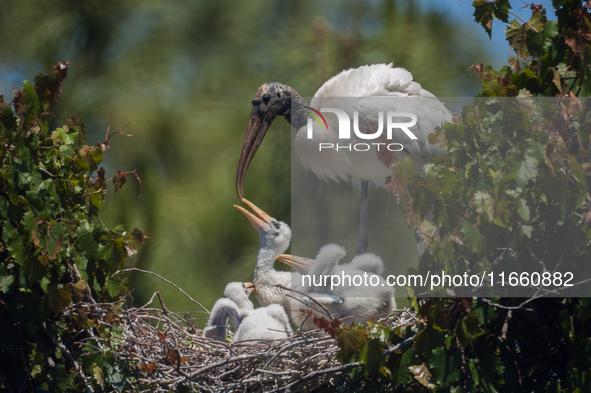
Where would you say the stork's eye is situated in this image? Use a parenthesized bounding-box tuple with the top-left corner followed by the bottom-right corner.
(262, 93, 271, 104)
(272, 221, 280, 229)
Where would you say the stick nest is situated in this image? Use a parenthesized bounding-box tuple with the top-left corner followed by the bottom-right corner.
(76, 290, 418, 393)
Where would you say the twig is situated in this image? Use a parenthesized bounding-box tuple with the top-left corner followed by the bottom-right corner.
(189, 354, 264, 377)
(81, 198, 104, 226)
(44, 324, 94, 393)
(508, 9, 538, 32)
(18, 323, 35, 393)
(277, 284, 333, 320)
(256, 369, 300, 376)
(119, 268, 209, 313)
(262, 339, 311, 369)
(271, 362, 358, 392)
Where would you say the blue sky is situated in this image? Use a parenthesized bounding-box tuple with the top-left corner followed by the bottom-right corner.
(418, 0, 557, 68)
(0, 1, 559, 98)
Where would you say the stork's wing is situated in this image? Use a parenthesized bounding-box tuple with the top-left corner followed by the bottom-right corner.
(354, 95, 451, 162)
(204, 298, 244, 341)
(304, 292, 344, 305)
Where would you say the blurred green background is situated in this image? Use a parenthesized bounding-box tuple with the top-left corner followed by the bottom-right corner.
(0, 0, 490, 319)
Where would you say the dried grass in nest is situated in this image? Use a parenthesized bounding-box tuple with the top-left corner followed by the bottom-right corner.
(74, 269, 418, 392)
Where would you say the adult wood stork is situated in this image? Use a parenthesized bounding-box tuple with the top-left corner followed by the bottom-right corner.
(236, 63, 451, 254)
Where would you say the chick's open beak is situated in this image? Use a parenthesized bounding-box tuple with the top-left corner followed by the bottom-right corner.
(233, 198, 274, 234)
(243, 282, 255, 294)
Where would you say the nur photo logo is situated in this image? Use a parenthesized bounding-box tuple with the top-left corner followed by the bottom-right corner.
(306, 108, 418, 152)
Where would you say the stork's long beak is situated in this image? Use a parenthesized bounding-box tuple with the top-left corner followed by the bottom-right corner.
(243, 282, 255, 294)
(275, 254, 314, 275)
(236, 105, 279, 200)
(233, 198, 274, 234)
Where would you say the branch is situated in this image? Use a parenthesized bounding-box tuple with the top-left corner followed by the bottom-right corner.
(508, 10, 538, 32)
(118, 268, 209, 313)
(44, 324, 94, 393)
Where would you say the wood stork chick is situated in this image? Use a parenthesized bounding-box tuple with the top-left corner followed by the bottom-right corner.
(276, 246, 396, 322)
(203, 282, 254, 341)
(236, 64, 452, 255)
(204, 281, 292, 343)
(234, 199, 336, 330)
(233, 198, 292, 311)
(234, 303, 292, 343)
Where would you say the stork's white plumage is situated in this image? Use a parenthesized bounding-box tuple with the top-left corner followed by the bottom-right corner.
(234, 304, 292, 343)
(233, 199, 293, 312)
(301, 244, 346, 293)
(234, 199, 339, 330)
(277, 245, 396, 322)
(236, 63, 452, 254)
(204, 281, 292, 343)
(346, 253, 386, 276)
(203, 282, 254, 341)
(295, 64, 450, 182)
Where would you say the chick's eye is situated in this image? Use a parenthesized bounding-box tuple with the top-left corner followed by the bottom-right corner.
(272, 221, 280, 229)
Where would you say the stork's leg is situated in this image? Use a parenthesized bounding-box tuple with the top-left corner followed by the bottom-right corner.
(407, 187, 426, 263)
(356, 180, 369, 255)
(415, 210, 433, 263)
(415, 227, 425, 263)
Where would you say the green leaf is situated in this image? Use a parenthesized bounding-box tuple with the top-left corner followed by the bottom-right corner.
(336, 328, 359, 363)
(505, 20, 530, 59)
(90, 190, 104, 211)
(77, 227, 100, 260)
(92, 365, 104, 389)
(473, 0, 494, 38)
(521, 225, 533, 238)
(106, 274, 122, 298)
(543, 20, 558, 38)
(102, 238, 128, 270)
(434, 200, 463, 238)
(462, 221, 485, 253)
(509, 154, 538, 187)
(468, 353, 504, 393)
(414, 325, 444, 357)
(0, 274, 15, 293)
(430, 347, 460, 384)
(492, 0, 510, 22)
(22, 211, 37, 233)
(456, 312, 480, 346)
(517, 199, 530, 221)
(474, 191, 494, 221)
(3, 221, 26, 265)
(47, 364, 76, 392)
(358, 338, 385, 377)
(567, 154, 587, 188)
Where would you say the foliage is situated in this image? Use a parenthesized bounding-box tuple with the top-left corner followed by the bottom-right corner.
(336, 1, 591, 391)
(0, 63, 145, 391)
(0, 0, 492, 313)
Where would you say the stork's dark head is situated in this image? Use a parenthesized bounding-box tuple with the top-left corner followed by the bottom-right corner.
(236, 82, 303, 200)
